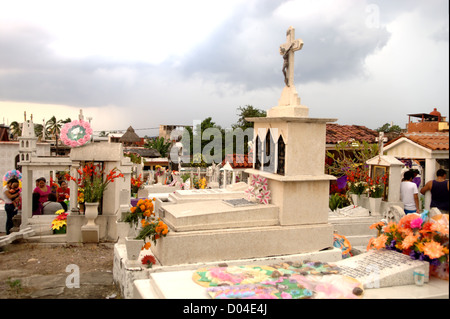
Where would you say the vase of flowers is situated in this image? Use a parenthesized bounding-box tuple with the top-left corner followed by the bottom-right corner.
(66, 163, 124, 219)
(368, 213, 449, 280)
(155, 165, 165, 184)
(131, 174, 143, 197)
(51, 209, 68, 234)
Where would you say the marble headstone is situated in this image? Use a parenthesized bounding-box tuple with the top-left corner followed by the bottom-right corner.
(334, 249, 429, 288)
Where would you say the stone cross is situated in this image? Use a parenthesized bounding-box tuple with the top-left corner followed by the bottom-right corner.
(377, 131, 387, 156)
(280, 26, 303, 87)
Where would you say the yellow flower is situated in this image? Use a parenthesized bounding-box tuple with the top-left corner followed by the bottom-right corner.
(55, 209, 65, 215)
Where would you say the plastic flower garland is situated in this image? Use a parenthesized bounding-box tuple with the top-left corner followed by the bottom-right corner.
(245, 175, 271, 205)
(60, 120, 93, 147)
(3, 169, 22, 187)
(367, 212, 449, 267)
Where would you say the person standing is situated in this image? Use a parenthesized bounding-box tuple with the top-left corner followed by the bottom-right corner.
(2, 178, 21, 235)
(420, 169, 449, 214)
(400, 170, 420, 214)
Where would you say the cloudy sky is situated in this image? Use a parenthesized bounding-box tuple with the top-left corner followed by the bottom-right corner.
(0, 0, 448, 137)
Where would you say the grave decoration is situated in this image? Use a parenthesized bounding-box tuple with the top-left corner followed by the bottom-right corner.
(2, 169, 22, 187)
(368, 212, 449, 280)
(65, 163, 124, 204)
(131, 174, 144, 197)
(60, 119, 93, 147)
(124, 198, 169, 248)
(193, 262, 363, 299)
(141, 254, 157, 268)
(244, 175, 271, 204)
(51, 209, 68, 234)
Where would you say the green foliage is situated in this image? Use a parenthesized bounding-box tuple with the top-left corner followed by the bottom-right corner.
(329, 193, 350, 211)
(145, 136, 172, 157)
(376, 123, 402, 133)
(326, 140, 378, 178)
(231, 105, 266, 130)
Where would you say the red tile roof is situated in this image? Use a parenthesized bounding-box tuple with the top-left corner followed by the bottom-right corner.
(385, 132, 449, 151)
(326, 124, 378, 144)
(222, 153, 254, 169)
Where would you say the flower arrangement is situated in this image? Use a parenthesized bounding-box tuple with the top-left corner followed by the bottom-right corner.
(366, 173, 388, 198)
(51, 209, 68, 234)
(123, 198, 169, 249)
(245, 175, 271, 205)
(60, 120, 93, 147)
(346, 167, 368, 195)
(155, 165, 165, 177)
(194, 177, 207, 189)
(368, 213, 449, 279)
(66, 163, 124, 203)
(131, 174, 144, 195)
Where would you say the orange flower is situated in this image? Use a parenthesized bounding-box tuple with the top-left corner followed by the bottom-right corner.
(430, 221, 449, 235)
(369, 222, 384, 230)
(372, 234, 388, 249)
(141, 219, 149, 227)
(423, 241, 445, 259)
(401, 234, 419, 250)
(142, 242, 151, 250)
(130, 206, 136, 213)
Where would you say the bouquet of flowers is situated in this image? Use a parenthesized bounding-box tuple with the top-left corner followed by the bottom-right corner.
(131, 174, 144, 194)
(368, 213, 449, 279)
(155, 165, 165, 177)
(123, 198, 169, 249)
(51, 209, 68, 234)
(366, 173, 388, 198)
(346, 167, 368, 195)
(66, 163, 124, 203)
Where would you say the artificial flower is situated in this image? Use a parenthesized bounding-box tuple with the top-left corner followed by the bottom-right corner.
(423, 241, 445, 260)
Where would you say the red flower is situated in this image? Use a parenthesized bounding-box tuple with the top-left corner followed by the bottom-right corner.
(141, 255, 156, 267)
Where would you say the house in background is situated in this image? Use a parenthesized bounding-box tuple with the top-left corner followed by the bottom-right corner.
(383, 108, 449, 210)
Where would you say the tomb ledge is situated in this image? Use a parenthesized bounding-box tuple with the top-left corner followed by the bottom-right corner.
(244, 168, 336, 182)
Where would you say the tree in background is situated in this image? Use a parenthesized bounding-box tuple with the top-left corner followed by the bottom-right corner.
(9, 121, 22, 140)
(145, 136, 172, 157)
(232, 105, 266, 130)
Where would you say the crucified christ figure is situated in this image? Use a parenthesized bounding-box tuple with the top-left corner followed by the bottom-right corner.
(281, 43, 294, 87)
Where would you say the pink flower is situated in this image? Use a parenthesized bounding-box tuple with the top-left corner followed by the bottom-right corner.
(410, 217, 423, 229)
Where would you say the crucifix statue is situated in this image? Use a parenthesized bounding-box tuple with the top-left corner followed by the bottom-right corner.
(280, 26, 303, 87)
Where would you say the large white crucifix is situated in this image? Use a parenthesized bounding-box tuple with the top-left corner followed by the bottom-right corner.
(280, 26, 303, 87)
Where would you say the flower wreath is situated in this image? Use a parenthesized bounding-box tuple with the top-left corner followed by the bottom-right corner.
(60, 120, 93, 147)
(3, 169, 22, 187)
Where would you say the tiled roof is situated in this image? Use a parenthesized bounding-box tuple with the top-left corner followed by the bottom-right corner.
(222, 153, 253, 169)
(385, 132, 449, 151)
(326, 124, 378, 144)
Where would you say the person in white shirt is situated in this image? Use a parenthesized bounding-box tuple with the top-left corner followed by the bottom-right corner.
(400, 170, 420, 214)
(2, 178, 21, 235)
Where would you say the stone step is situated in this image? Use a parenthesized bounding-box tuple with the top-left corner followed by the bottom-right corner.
(24, 234, 67, 243)
(332, 222, 378, 237)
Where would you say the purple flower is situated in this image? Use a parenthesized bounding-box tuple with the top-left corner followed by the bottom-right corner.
(336, 175, 347, 190)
